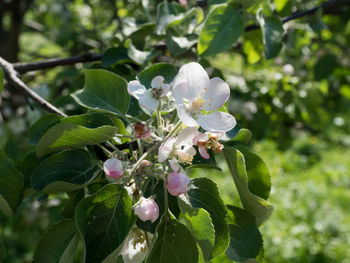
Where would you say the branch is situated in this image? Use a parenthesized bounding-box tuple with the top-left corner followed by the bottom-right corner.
(0, 57, 67, 117)
(13, 52, 102, 73)
(245, 0, 350, 32)
(8, 0, 350, 73)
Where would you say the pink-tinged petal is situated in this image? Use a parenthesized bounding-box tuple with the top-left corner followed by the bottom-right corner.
(193, 133, 209, 145)
(202, 78, 230, 111)
(166, 171, 190, 196)
(176, 104, 199, 127)
(176, 127, 199, 147)
(198, 111, 236, 132)
(158, 138, 176, 162)
(169, 158, 181, 173)
(128, 80, 146, 100)
(139, 89, 158, 113)
(134, 198, 159, 223)
(174, 62, 209, 99)
(151, 75, 164, 89)
(199, 147, 210, 159)
(104, 158, 123, 178)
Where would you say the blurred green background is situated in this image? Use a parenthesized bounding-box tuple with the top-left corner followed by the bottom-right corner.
(0, 0, 350, 262)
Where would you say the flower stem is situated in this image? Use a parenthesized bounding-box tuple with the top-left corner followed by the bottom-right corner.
(166, 120, 182, 138)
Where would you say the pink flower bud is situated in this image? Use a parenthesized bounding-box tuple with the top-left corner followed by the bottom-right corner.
(166, 171, 190, 196)
(134, 197, 159, 223)
(103, 158, 124, 178)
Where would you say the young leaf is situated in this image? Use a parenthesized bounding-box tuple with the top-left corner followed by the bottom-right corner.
(166, 34, 197, 56)
(0, 67, 4, 93)
(225, 205, 263, 262)
(198, 3, 244, 57)
(178, 198, 215, 261)
(124, 39, 158, 66)
(187, 177, 229, 258)
(31, 149, 99, 193)
(256, 9, 284, 59)
(236, 146, 271, 200)
(223, 147, 273, 225)
(33, 219, 78, 263)
(144, 217, 198, 263)
(75, 184, 135, 263)
(0, 152, 24, 217)
(102, 46, 130, 68)
(137, 63, 178, 88)
(72, 69, 130, 117)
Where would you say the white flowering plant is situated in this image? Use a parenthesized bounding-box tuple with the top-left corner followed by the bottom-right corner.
(0, 1, 286, 262)
(6, 61, 271, 263)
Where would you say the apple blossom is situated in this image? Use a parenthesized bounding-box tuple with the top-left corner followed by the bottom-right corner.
(134, 197, 159, 223)
(121, 228, 151, 263)
(172, 62, 236, 132)
(166, 158, 190, 196)
(127, 75, 170, 114)
(158, 127, 199, 164)
(193, 132, 224, 159)
(103, 158, 124, 178)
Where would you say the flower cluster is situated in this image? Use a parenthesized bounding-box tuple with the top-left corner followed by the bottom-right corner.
(103, 62, 236, 254)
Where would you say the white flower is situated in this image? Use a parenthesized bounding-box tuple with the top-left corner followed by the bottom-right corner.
(158, 127, 199, 164)
(121, 228, 152, 263)
(103, 158, 124, 178)
(128, 75, 170, 114)
(193, 132, 224, 159)
(134, 197, 159, 223)
(172, 62, 236, 132)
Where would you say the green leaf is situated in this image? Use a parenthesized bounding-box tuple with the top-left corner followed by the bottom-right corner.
(137, 63, 178, 88)
(187, 149, 222, 171)
(31, 149, 99, 193)
(72, 69, 130, 117)
(0, 67, 4, 93)
(223, 147, 273, 225)
(198, 4, 244, 56)
(29, 114, 62, 145)
(236, 146, 271, 200)
(166, 34, 197, 56)
(178, 198, 215, 261)
(16, 151, 42, 188)
(155, 1, 177, 35)
(257, 9, 284, 59)
(62, 189, 85, 218)
(124, 39, 158, 66)
(166, 7, 204, 34)
(225, 205, 263, 262)
(274, 0, 290, 12)
(144, 217, 198, 263)
(76, 184, 135, 263)
(37, 113, 118, 157)
(314, 54, 338, 81)
(309, 8, 327, 32)
(243, 30, 264, 64)
(102, 46, 130, 68)
(33, 219, 78, 263)
(223, 127, 253, 145)
(187, 177, 229, 258)
(0, 152, 24, 217)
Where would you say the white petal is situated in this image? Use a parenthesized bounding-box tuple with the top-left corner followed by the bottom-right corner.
(128, 80, 146, 100)
(198, 111, 236, 132)
(172, 82, 191, 104)
(202, 78, 230, 111)
(169, 158, 181, 173)
(139, 89, 158, 113)
(158, 138, 176, 162)
(151, 75, 164, 89)
(176, 104, 199, 127)
(173, 62, 209, 99)
(160, 84, 170, 97)
(176, 127, 199, 147)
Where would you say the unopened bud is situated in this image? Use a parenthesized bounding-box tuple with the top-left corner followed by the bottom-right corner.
(134, 197, 159, 223)
(103, 158, 124, 178)
(166, 171, 190, 196)
(134, 123, 152, 139)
